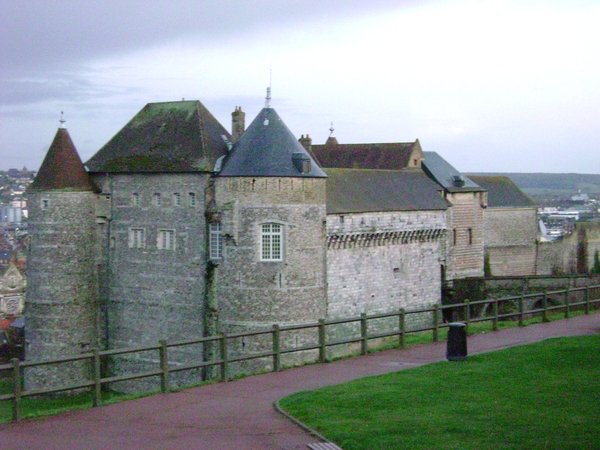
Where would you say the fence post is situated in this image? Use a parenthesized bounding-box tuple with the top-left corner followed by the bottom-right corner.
(464, 299, 470, 329)
(564, 288, 570, 319)
(11, 358, 21, 422)
(318, 319, 326, 363)
(433, 304, 439, 343)
(360, 313, 368, 355)
(159, 340, 170, 394)
(518, 294, 525, 327)
(399, 308, 406, 349)
(542, 292, 549, 323)
(585, 286, 590, 314)
(272, 324, 281, 372)
(92, 349, 102, 407)
(492, 298, 499, 332)
(220, 334, 228, 382)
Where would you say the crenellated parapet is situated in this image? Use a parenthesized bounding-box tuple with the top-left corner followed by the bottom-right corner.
(327, 228, 446, 249)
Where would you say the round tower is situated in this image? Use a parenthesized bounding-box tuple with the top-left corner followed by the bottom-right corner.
(213, 101, 328, 373)
(26, 125, 100, 389)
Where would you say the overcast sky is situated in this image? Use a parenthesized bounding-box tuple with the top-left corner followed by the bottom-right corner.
(1, 0, 599, 173)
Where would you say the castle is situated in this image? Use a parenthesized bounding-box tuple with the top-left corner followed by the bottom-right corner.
(25, 93, 536, 388)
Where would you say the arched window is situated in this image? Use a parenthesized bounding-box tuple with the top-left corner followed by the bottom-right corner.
(261, 223, 282, 261)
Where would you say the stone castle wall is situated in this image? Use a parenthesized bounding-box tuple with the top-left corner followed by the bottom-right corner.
(445, 191, 485, 280)
(92, 173, 211, 389)
(483, 207, 537, 276)
(25, 191, 98, 389)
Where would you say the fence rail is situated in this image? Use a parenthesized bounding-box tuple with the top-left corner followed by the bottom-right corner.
(2, 285, 599, 422)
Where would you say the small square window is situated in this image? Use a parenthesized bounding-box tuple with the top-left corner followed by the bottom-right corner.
(41, 199, 49, 209)
(128, 228, 145, 248)
(157, 229, 175, 250)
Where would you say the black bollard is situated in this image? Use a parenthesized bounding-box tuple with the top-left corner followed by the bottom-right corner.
(446, 322, 467, 361)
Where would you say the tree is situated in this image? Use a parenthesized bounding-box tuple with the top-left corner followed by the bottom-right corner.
(576, 227, 588, 274)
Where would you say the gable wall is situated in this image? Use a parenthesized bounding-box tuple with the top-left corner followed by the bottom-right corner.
(445, 191, 485, 280)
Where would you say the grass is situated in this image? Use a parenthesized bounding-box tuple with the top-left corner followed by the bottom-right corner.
(279, 334, 600, 450)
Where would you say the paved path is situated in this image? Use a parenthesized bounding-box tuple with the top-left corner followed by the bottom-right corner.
(1, 314, 598, 449)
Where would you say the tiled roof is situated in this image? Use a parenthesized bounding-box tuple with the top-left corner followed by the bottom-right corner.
(311, 141, 417, 170)
(468, 175, 536, 208)
(85, 100, 230, 173)
(29, 128, 98, 192)
(422, 151, 484, 193)
(325, 169, 450, 214)
(218, 108, 326, 178)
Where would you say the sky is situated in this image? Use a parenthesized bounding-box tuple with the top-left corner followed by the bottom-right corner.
(1, 0, 599, 174)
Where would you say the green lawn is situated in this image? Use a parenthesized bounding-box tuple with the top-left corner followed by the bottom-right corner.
(279, 335, 600, 450)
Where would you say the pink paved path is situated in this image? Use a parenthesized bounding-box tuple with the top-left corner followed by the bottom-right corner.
(1, 313, 598, 449)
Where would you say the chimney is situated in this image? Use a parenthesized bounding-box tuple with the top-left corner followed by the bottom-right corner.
(231, 106, 245, 143)
(299, 134, 312, 153)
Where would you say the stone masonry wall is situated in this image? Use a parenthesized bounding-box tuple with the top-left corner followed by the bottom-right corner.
(26, 191, 98, 390)
(326, 210, 446, 348)
(93, 173, 210, 390)
(484, 207, 537, 276)
(213, 177, 327, 372)
(445, 191, 485, 280)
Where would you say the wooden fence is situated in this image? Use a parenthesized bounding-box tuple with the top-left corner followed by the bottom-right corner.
(1, 284, 599, 422)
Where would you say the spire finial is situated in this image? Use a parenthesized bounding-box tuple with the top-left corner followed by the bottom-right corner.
(59, 111, 66, 128)
(265, 69, 272, 108)
(329, 121, 335, 137)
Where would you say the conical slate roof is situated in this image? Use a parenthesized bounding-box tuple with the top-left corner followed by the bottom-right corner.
(29, 128, 98, 192)
(218, 108, 326, 178)
(85, 100, 230, 173)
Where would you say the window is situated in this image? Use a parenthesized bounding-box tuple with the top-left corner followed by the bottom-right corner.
(157, 229, 175, 250)
(209, 223, 223, 259)
(468, 228, 473, 245)
(153, 193, 161, 206)
(261, 223, 282, 261)
(132, 193, 140, 206)
(173, 193, 181, 206)
(41, 199, 49, 209)
(189, 192, 197, 207)
(453, 229, 457, 246)
(128, 228, 145, 248)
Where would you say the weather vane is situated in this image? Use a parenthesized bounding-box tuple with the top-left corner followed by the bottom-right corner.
(59, 111, 66, 128)
(329, 121, 335, 137)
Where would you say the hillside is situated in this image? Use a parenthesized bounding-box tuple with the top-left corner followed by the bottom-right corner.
(467, 173, 600, 196)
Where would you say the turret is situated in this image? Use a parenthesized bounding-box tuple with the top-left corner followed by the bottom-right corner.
(26, 123, 100, 389)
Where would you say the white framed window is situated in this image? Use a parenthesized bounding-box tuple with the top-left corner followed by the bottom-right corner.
(153, 193, 161, 206)
(209, 223, 223, 259)
(173, 193, 181, 206)
(157, 229, 175, 250)
(128, 228, 145, 248)
(132, 193, 140, 206)
(261, 223, 282, 261)
(189, 192, 197, 207)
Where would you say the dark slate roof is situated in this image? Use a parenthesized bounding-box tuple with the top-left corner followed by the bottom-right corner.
(325, 169, 450, 214)
(85, 100, 230, 173)
(422, 151, 484, 193)
(29, 128, 98, 192)
(312, 140, 418, 170)
(467, 175, 536, 208)
(218, 107, 326, 177)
